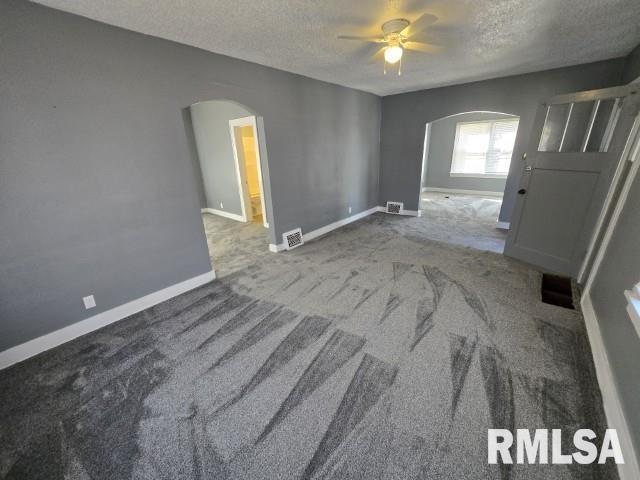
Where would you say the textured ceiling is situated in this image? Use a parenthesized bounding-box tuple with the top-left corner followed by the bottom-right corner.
(33, 0, 640, 96)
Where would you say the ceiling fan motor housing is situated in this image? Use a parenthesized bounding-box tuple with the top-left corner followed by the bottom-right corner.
(382, 18, 410, 36)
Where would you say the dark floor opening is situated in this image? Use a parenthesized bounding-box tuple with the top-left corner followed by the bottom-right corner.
(541, 273, 575, 310)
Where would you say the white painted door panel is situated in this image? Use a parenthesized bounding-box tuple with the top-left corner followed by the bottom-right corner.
(505, 85, 640, 277)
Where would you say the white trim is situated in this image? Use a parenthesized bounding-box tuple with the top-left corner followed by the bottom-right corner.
(201, 207, 245, 223)
(581, 294, 640, 480)
(227, 118, 250, 223)
(305, 207, 380, 240)
(0, 270, 217, 370)
(624, 286, 640, 339)
(269, 206, 379, 252)
(269, 243, 285, 253)
(420, 123, 431, 199)
(422, 187, 504, 198)
(229, 116, 269, 227)
(449, 173, 507, 179)
(495, 221, 510, 230)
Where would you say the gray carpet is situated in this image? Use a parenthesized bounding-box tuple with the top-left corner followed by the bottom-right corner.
(0, 203, 616, 479)
(419, 192, 507, 253)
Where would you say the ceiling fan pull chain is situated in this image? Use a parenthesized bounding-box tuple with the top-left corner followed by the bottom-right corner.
(398, 56, 402, 76)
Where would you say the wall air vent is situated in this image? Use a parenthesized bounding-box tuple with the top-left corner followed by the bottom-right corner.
(386, 201, 403, 214)
(283, 228, 304, 250)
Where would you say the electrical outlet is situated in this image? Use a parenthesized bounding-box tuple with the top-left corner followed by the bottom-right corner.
(348, 206, 352, 214)
(83, 295, 96, 309)
(220, 202, 224, 209)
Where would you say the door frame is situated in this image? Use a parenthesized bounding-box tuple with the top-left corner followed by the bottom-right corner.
(228, 116, 269, 228)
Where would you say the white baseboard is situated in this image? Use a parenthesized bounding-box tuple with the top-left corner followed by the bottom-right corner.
(201, 207, 245, 222)
(496, 221, 510, 230)
(269, 243, 285, 252)
(581, 293, 639, 480)
(269, 206, 379, 252)
(0, 270, 217, 370)
(422, 187, 504, 198)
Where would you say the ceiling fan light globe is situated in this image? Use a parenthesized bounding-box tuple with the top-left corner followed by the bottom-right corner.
(384, 46, 403, 64)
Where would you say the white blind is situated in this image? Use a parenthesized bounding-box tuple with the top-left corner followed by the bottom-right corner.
(451, 119, 519, 176)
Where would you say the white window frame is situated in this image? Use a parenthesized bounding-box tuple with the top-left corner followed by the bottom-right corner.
(449, 119, 519, 179)
(625, 282, 640, 338)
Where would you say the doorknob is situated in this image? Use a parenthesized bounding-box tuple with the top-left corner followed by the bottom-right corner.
(518, 188, 527, 195)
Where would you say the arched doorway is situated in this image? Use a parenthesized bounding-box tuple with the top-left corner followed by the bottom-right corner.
(419, 111, 520, 253)
(182, 99, 275, 276)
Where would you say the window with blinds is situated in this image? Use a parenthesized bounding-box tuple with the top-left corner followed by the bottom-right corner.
(450, 119, 519, 177)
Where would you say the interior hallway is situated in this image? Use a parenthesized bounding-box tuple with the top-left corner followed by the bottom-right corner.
(419, 192, 507, 254)
(0, 209, 614, 479)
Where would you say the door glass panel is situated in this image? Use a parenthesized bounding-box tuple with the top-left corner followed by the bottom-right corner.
(560, 101, 595, 152)
(586, 98, 618, 152)
(538, 103, 570, 152)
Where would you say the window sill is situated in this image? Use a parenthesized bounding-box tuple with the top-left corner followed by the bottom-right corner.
(624, 286, 640, 338)
(449, 173, 508, 179)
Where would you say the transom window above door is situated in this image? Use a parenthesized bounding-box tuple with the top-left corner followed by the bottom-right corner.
(450, 118, 519, 178)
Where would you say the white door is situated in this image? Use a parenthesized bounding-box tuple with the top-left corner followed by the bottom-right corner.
(505, 85, 640, 278)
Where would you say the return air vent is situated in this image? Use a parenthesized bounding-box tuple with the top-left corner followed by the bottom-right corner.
(283, 228, 304, 250)
(386, 201, 403, 214)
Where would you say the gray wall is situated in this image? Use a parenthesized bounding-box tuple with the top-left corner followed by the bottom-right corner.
(182, 108, 207, 209)
(190, 100, 253, 216)
(622, 43, 640, 84)
(380, 59, 626, 222)
(0, 0, 380, 352)
(423, 112, 516, 194)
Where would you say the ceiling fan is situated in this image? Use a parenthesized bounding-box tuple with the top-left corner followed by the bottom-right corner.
(338, 14, 438, 75)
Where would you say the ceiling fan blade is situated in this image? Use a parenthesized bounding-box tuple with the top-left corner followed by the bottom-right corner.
(368, 46, 386, 64)
(401, 13, 438, 39)
(337, 35, 386, 43)
(404, 41, 441, 54)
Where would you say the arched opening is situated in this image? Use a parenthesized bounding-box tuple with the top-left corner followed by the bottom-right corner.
(419, 111, 521, 253)
(182, 99, 275, 277)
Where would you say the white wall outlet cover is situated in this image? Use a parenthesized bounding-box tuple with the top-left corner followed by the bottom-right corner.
(348, 206, 352, 214)
(83, 295, 96, 309)
(220, 202, 224, 209)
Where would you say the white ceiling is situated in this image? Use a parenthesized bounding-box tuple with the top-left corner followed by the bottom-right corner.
(34, 0, 640, 96)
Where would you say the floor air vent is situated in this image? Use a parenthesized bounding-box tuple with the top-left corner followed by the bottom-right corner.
(283, 228, 304, 250)
(386, 201, 403, 214)
(540, 273, 575, 310)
